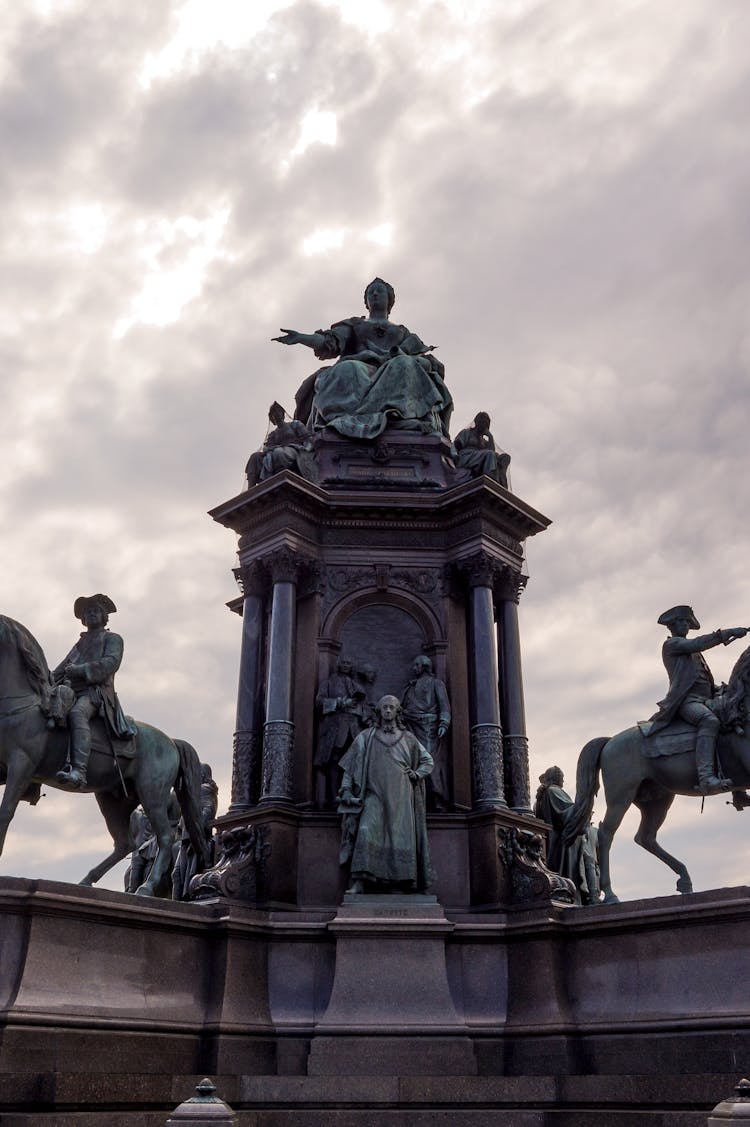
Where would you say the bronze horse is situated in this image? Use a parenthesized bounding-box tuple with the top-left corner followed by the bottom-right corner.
(0, 615, 209, 894)
(565, 645, 750, 903)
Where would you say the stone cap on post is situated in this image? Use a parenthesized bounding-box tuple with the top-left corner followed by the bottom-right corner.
(166, 1078, 237, 1125)
(708, 1078, 750, 1122)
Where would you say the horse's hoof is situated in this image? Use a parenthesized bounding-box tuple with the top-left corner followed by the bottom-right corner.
(135, 884, 155, 897)
(676, 876, 693, 895)
(78, 877, 94, 887)
(602, 892, 620, 905)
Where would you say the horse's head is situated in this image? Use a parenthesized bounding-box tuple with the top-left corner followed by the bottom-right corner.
(0, 615, 52, 703)
(724, 643, 750, 726)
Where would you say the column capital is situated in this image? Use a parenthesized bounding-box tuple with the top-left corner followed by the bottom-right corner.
(494, 565, 527, 605)
(263, 546, 312, 584)
(234, 560, 268, 598)
(455, 551, 499, 589)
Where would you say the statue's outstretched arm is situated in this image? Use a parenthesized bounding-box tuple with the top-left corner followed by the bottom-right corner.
(272, 329, 325, 350)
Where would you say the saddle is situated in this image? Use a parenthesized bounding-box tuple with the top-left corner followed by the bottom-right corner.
(45, 685, 137, 760)
(639, 691, 744, 759)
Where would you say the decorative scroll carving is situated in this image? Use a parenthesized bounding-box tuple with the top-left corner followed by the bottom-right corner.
(503, 733, 531, 811)
(329, 566, 375, 594)
(231, 729, 261, 809)
(498, 826, 576, 907)
(390, 567, 439, 596)
(189, 824, 270, 903)
(261, 719, 295, 801)
(471, 723, 506, 807)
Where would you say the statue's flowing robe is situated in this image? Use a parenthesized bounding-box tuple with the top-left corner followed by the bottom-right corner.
(339, 727, 434, 890)
(308, 317, 453, 440)
(534, 783, 582, 886)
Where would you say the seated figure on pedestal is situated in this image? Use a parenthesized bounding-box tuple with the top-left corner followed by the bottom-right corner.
(454, 412, 510, 487)
(337, 694, 434, 894)
(274, 278, 453, 440)
(245, 401, 314, 487)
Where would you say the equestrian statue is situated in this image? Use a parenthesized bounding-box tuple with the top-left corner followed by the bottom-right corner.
(0, 598, 209, 895)
(564, 605, 750, 903)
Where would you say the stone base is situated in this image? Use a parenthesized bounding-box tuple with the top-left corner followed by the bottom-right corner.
(308, 894, 477, 1077)
(2, 878, 750, 1124)
(311, 431, 470, 491)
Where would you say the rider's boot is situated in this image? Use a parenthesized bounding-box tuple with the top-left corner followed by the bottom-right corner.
(693, 732, 731, 795)
(56, 717, 91, 789)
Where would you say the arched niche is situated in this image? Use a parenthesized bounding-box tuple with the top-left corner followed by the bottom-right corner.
(323, 590, 443, 701)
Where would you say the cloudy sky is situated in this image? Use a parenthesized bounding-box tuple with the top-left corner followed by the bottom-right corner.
(2, 0, 749, 902)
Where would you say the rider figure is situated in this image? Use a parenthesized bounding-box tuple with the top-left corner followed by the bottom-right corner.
(53, 594, 135, 789)
(649, 605, 748, 795)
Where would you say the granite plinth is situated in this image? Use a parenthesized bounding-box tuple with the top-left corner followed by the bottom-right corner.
(2, 878, 750, 1123)
(309, 894, 477, 1076)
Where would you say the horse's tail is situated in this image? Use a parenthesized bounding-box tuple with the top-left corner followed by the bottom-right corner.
(173, 739, 211, 869)
(563, 736, 609, 844)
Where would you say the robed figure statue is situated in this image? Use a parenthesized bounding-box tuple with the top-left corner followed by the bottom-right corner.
(337, 694, 434, 894)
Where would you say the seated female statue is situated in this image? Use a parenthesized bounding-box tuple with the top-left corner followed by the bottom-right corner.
(274, 278, 453, 441)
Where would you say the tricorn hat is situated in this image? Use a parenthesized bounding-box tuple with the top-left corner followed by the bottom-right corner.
(657, 605, 700, 630)
(73, 594, 117, 621)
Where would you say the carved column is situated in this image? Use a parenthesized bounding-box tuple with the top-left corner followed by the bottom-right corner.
(260, 548, 302, 804)
(496, 570, 531, 813)
(459, 553, 507, 810)
(230, 562, 267, 811)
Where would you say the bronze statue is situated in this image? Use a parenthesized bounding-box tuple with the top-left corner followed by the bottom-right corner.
(533, 767, 600, 905)
(314, 658, 364, 809)
(353, 661, 378, 728)
(649, 605, 748, 794)
(172, 762, 218, 900)
(53, 594, 136, 789)
(245, 401, 314, 487)
(274, 278, 453, 440)
(453, 412, 510, 487)
(337, 694, 434, 894)
(562, 627, 750, 904)
(124, 807, 152, 893)
(400, 655, 451, 811)
(0, 613, 209, 895)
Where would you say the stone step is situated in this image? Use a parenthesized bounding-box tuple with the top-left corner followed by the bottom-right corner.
(0, 1072, 735, 1126)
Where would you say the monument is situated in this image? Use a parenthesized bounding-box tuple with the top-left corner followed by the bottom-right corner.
(2, 280, 750, 1124)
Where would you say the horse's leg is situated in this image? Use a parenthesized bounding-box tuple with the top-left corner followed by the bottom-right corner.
(80, 790, 138, 887)
(135, 738, 179, 897)
(598, 797, 633, 905)
(633, 794, 692, 894)
(0, 747, 35, 855)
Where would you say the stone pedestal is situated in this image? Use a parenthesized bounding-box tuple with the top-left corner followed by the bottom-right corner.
(309, 894, 477, 1076)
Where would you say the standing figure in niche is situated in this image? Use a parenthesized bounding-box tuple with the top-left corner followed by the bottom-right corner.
(454, 412, 510, 487)
(274, 278, 453, 440)
(338, 695, 434, 894)
(314, 658, 365, 809)
(400, 655, 451, 811)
